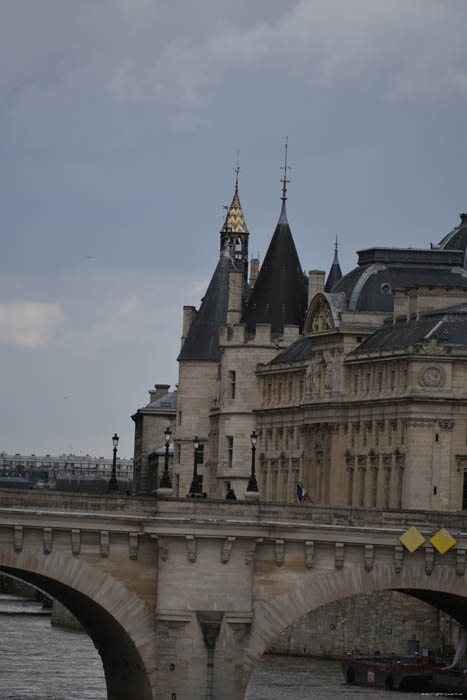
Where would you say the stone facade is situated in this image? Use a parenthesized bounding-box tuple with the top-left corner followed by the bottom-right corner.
(131, 178, 467, 671)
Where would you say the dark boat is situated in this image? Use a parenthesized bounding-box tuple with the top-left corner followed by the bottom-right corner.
(432, 668, 467, 697)
(341, 654, 437, 692)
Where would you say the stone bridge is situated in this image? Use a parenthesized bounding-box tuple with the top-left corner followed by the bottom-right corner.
(1, 489, 467, 700)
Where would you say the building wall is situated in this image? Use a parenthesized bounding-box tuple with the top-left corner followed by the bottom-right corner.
(174, 360, 219, 496)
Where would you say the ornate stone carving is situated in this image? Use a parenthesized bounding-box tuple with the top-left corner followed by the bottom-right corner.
(304, 540, 314, 569)
(335, 542, 344, 569)
(14, 525, 23, 553)
(422, 337, 445, 354)
(71, 529, 80, 556)
(311, 300, 334, 332)
(419, 365, 446, 389)
(424, 546, 434, 576)
(129, 532, 138, 560)
(439, 420, 455, 430)
(312, 360, 322, 394)
(275, 539, 285, 567)
(244, 537, 263, 566)
(185, 535, 197, 563)
(364, 544, 374, 572)
(43, 527, 52, 555)
(100, 530, 109, 558)
(221, 537, 235, 564)
(456, 455, 467, 472)
(394, 545, 403, 574)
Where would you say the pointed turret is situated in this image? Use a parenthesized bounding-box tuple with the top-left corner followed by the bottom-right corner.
(241, 141, 308, 335)
(178, 245, 234, 361)
(220, 155, 249, 281)
(324, 236, 343, 292)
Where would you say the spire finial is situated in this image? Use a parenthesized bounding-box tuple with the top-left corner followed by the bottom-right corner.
(334, 235, 339, 253)
(280, 137, 290, 201)
(234, 151, 240, 192)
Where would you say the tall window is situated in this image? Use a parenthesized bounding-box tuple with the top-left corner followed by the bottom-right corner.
(227, 437, 234, 468)
(229, 370, 236, 399)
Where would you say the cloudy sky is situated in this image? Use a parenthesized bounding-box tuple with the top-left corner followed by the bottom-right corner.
(2, 0, 467, 459)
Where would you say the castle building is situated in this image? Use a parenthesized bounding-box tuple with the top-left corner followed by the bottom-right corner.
(133, 161, 467, 513)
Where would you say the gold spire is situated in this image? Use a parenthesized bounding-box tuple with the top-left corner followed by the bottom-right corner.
(221, 154, 249, 234)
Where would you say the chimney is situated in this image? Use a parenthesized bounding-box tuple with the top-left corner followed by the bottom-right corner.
(249, 258, 260, 288)
(308, 270, 325, 306)
(148, 384, 170, 403)
(227, 270, 243, 324)
(181, 306, 197, 348)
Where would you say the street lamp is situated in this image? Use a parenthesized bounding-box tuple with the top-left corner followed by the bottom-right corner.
(108, 433, 119, 491)
(159, 426, 172, 488)
(188, 436, 202, 497)
(246, 430, 259, 492)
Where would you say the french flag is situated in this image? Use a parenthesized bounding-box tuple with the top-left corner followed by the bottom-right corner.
(296, 481, 308, 504)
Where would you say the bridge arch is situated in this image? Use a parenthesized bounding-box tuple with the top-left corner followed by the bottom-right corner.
(0, 546, 156, 700)
(243, 562, 467, 692)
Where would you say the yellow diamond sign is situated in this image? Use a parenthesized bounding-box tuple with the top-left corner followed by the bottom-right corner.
(430, 528, 456, 555)
(400, 527, 426, 553)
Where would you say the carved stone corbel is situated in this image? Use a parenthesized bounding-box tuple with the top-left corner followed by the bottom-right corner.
(394, 545, 403, 574)
(304, 540, 314, 569)
(14, 526, 23, 553)
(275, 539, 285, 567)
(456, 549, 465, 577)
(129, 532, 138, 560)
(439, 420, 455, 430)
(221, 537, 235, 564)
(424, 546, 434, 576)
(245, 537, 263, 565)
(43, 527, 52, 555)
(186, 535, 197, 563)
(364, 544, 374, 572)
(71, 529, 80, 556)
(335, 542, 344, 569)
(152, 535, 169, 562)
(100, 531, 109, 558)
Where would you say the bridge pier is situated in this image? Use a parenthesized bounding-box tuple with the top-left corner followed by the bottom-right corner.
(154, 611, 250, 700)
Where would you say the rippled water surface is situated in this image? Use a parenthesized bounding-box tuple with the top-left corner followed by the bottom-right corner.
(0, 595, 425, 699)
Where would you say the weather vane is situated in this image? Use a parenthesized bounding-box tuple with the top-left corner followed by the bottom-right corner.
(280, 137, 290, 201)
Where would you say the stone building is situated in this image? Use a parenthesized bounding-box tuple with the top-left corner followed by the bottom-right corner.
(132, 165, 467, 656)
(134, 164, 467, 510)
(132, 383, 176, 495)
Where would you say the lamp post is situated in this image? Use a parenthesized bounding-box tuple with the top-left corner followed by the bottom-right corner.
(246, 430, 259, 492)
(159, 426, 172, 488)
(188, 436, 202, 497)
(108, 433, 119, 491)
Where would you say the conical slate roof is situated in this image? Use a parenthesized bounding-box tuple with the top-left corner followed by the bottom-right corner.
(325, 242, 343, 292)
(178, 247, 234, 361)
(241, 201, 308, 335)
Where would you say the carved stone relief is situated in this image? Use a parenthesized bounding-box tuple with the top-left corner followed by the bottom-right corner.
(418, 365, 446, 389)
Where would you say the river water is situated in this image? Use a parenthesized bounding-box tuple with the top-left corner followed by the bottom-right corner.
(0, 594, 423, 699)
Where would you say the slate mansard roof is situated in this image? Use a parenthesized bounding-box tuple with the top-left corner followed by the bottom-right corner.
(178, 247, 235, 362)
(241, 201, 308, 335)
(269, 335, 313, 365)
(331, 247, 467, 313)
(352, 302, 467, 355)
